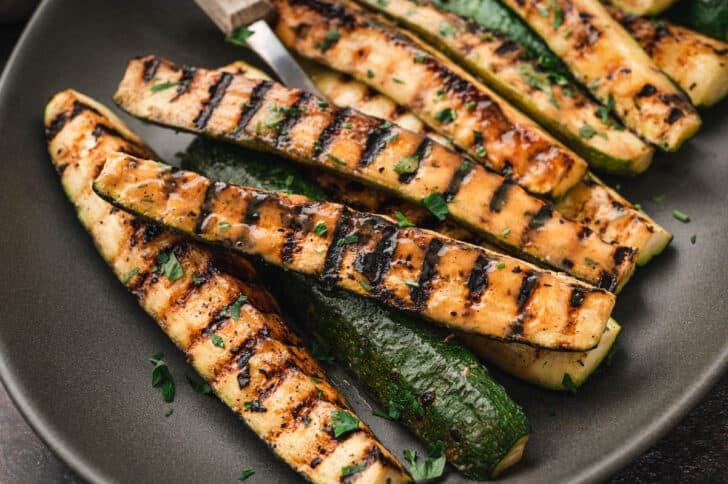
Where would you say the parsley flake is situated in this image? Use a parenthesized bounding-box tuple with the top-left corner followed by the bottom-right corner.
(186, 375, 213, 395)
(422, 193, 448, 221)
(121, 267, 139, 284)
(394, 156, 419, 174)
(229, 295, 248, 320)
(219, 221, 232, 232)
(403, 441, 446, 481)
(315, 29, 341, 52)
(239, 469, 255, 481)
(395, 211, 415, 228)
(331, 410, 359, 438)
(496, 262, 506, 269)
(358, 279, 373, 291)
(150, 352, 175, 402)
(434, 107, 456, 124)
(210, 334, 225, 348)
(225, 26, 255, 46)
(414, 52, 428, 63)
(150, 81, 182, 93)
(579, 124, 597, 139)
(314, 222, 328, 236)
(156, 251, 184, 281)
(341, 463, 367, 477)
(672, 210, 690, 223)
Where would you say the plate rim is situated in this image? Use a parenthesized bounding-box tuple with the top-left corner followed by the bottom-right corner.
(0, 1, 726, 483)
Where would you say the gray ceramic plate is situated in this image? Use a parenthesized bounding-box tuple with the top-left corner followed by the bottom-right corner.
(0, 1, 726, 482)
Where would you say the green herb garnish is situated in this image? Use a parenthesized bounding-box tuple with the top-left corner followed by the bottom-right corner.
(331, 410, 360, 438)
(315, 29, 341, 52)
(496, 262, 506, 269)
(156, 251, 184, 281)
(579, 124, 597, 139)
(326, 152, 346, 165)
(229, 295, 248, 320)
(314, 222, 328, 236)
(358, 279, 373, 291)
(210, 334, 225, 348)
(219, 221, 232, 232)
(422, 193, 448, 221)
(225, 26, 254, 46)
(395, 211, 415, 228)
(239, 469, 255, 481)
(414, 52, 428, 63)
(403, 441, 446, 481)
(150, 81, 182, 93)
(394, 156, 419, 174)
(585, 257, 598, 266)
(150, 352, 175, 402)
(562, 373, 578, 394)
(186, 375, 213, 395)
(341, 463, 367, 477)
(672, 209, 690, 223)
(434, 107, 456, 124)
(121, 267, 139, 284)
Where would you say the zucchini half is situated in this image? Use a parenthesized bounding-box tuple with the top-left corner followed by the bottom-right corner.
(499, 0, 701, 151)
(607, 3, 728, 107)
(181, 137, 619, 394)
(355, 0, 654, 175)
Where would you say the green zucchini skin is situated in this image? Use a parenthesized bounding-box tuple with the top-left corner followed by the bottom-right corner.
(667, 0, 728, 42)
(268, 271, 530, 479)
(182, 140, 531, 479)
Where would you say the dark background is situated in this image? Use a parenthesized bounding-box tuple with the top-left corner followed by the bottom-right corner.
(0, 7, 726, 484)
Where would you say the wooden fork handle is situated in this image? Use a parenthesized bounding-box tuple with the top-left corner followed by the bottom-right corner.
(195, 0, 273, 34)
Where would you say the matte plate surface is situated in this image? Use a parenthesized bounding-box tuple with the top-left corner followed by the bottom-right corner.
(0, 1, 726, 482)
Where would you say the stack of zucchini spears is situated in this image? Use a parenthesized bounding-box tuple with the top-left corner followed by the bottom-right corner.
(45, 0, 727, 481)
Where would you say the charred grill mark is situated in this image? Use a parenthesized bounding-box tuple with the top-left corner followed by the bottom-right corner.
(193, 72, 233, 130)
(281, 232, 298, 265)
(578, 225, 593, 239)
(341, 445, 396, 483)
(410, 239, 444, 307)
(569, 286, 586, 308)
(315, 107, 351, 154)
(562, 258, 574, 270)
(494, 40, 519, 55)
(256, 359, 298, 400)
(467, 255, 492, 298)
(244, 192, 269, 223)
(310, 457, 322, 468)
(398, 138, 432, 184)
(516, 271, 539, 310)
(358, 121, 393, 168)
(231, 80, 274, 138)
(171, 66, 196, 101)
(667, 108, 684, 124)
(195, 181, 226, 235)
(443, 161, 473, 202)
(528, 204, 553, 230)
(142, 57, 161, 82)
(46, 101, 101, 140)
(489, 181, 514, 213)
(352, 223, 398, 287)
(142, 222, 164, 243)
(613, 246, 634, 265)
(636, 84, 657, 98)
(322, 208, 352, 288)
(289, 0, 358, 30)
(598, 270, 618, 292)
(275, 92, 311, 147)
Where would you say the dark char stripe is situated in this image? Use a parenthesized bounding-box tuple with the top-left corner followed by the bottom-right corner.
(171, 66, 196, 101)
(341, 446, 391, 484)
(46, 101, 102, 140)
(195, 181, 227, 234)
(275, 92, 311, 148)
(569, 286, 586, 308)
(399, 138, 432, 184)
(315, 107, 351, 154)
(244, 192, 270, 224)
(443, 161, 473, 202)
(142, 57, 161, 83)
(230, 80, 274, 138)
(358, 120, 394, 168)
(613, 246, 634, 265)
(352, 222, 398, 287)
(489, 180, 514, 213)
(410, 238, 444, 307)
(193, 72, 233, 130)
(322, 208, 353, 288)
(528, 204, 553, 230)
(467, 254, 492, 297)
(516, 271, 540, 310)
(598, 270, 618, 292)
(281, 232, 298, 265)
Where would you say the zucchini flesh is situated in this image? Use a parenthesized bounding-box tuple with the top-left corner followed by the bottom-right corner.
(499, 0, 701, 151)
(94, 152, 616, 351)
(234, 59, 667, 265)
(355, 0, 654, 175)
(113, 55, 637, 290)
(272, 0, 589, 198)
(269, 270, 529, 479)
(607, 3, 728, 107)
(45, 90, 410, 484)
(608, 0, 675, 15)
(182, 137, 622, 392)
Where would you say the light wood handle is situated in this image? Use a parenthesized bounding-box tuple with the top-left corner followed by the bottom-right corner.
(195, 0, 273, 34)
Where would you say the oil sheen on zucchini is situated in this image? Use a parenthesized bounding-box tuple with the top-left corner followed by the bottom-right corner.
(498, 0, 701, 151)
(355, 0, 654, 175)
(181, 137, 621, 391)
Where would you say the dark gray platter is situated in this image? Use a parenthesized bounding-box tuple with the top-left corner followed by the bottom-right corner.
(0, 1, 726, 482)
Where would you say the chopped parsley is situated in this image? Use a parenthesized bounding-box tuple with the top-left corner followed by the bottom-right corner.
(439, 20, 457, 37)
(337, 233, 359, 246)
(518, 63, 560, 108)
(156, 251, 184, 281)
(395, 211, 415, 228)
(579, 124, 597, 139)
(672, 209, 690, 223)
(690, 234, 697, 245)
(434, 107, 456, 124)
(562, 373, 578, 394)
(502, 228, 511, 237)
(595, 94, 624, 130)
(186, 375, 213, 395)
(585, 257, 598, 266)
(225, 26, 255, 47)
(120, 267, 139, 284)
(476, 146, 487, 157)
(315, 29, 341, 52)
(341, 463, 367, 477)
(331, 410, 360, 438)
(310, 376, 322, 384)
(496, 262, 506, 269)
(551, 0, 563, 28)
(358, 279, 373, 291)
(342, 122, 353, 129)
(150, 352, 175, 402)
(165, 408, 174, 417)
(314, 222, 328, 236)
(384, 132, 399, 143)
(367, 69, 375, 79)
(210, 334, 225, 348)
(394, 156, 419, 174)
(405, 280, 420, 288)
(326, 152, 346, 165)
(422, 193, 448, 221)
(652, 194, 666, 203)
(414, 52, 428, 63)
(317, 100, 329, 111)
(392, 77, 405, 84)
(229, 295, 248, 320)
(239, 469, 255, 481)
(150, 81, 182, 93)
(243, 399, 267, 412)
(219, 221, 232, 232)
(403, 441, 446, 481)
(377, 0, 389, 5)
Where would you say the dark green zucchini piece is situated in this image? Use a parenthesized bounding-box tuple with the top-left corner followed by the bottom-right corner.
(667, 0, 728, 41)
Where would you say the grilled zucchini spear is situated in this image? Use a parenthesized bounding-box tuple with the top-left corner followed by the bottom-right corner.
(355, 0, 654, 175)
(606, 2, 728, 107)
(45, 89, 410, 484)
(93, 152, 616, 351)
(113, 56, 636, 290)
(184, 136, 623, 391)
(498, 0, 701, 151)
(271, 0, 589, 198)
(608, 0, 675, 16)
